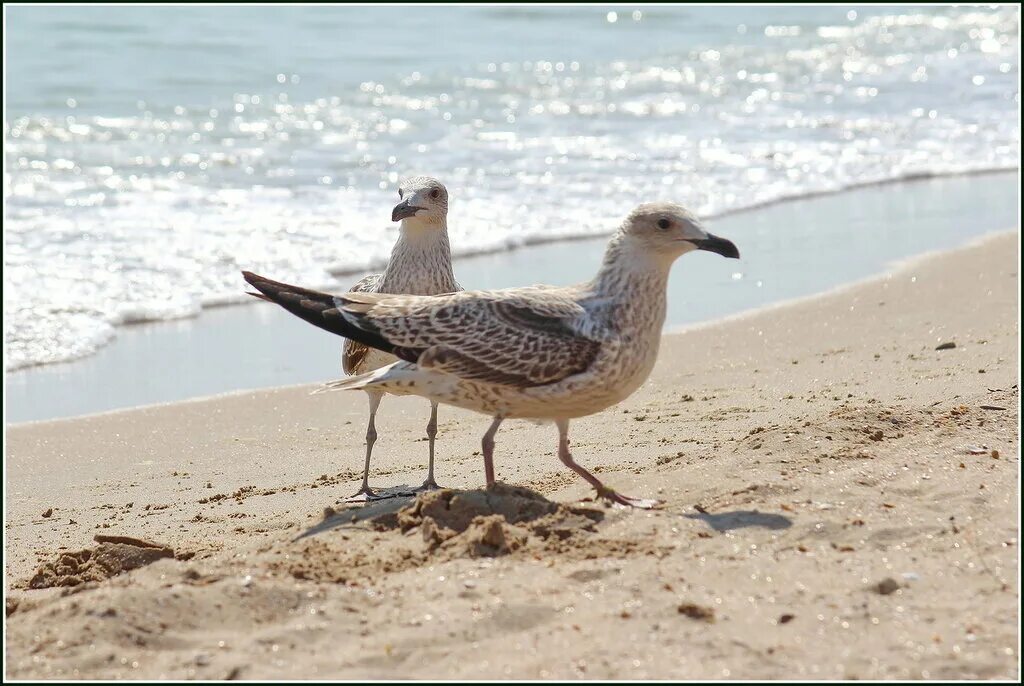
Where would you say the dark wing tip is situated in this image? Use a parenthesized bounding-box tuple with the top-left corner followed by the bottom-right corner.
(242, 271, 277, 299)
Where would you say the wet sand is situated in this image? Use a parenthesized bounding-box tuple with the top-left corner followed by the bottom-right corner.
(4, 230, 1019, 680)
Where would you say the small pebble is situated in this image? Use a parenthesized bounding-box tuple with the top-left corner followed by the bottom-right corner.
(935, 342, 956, 351)
(873, 577, 901, 595)
(41, 508, 53, 518)
(677, 602, 715, 622)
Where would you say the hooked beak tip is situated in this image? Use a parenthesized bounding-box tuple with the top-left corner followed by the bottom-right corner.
(691, 234, 740, 259)
(391, 200, 420, 222)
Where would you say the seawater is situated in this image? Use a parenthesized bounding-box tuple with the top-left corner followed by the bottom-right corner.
(4, 5, 1020, 370)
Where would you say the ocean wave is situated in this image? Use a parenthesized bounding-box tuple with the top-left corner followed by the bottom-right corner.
(5, 164, 1018, 374)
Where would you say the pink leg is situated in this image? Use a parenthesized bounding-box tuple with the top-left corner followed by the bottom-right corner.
(481, 417, 503, 486)
(555, 419, 661, 509)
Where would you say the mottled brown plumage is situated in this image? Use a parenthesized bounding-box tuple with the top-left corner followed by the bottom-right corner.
(341, 274, 382, 375)
(335, 289, 600, 387)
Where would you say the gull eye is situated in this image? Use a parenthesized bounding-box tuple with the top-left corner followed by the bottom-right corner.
(657, 218, 671, 230)
(430, 188, 440, 200)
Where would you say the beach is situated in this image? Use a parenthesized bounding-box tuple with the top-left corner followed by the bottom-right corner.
(5, 229, 1018, 679)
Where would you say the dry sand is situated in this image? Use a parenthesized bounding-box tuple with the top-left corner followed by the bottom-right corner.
(4, 231, 1019, 680)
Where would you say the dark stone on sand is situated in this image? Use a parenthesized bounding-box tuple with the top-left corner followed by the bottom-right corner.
(677, 602, 716, 622)
(872, 577, 901, 595)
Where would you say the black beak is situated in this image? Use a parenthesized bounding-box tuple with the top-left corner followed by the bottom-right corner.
(690, 233, 740, 259)
(391, 199, 420, 222)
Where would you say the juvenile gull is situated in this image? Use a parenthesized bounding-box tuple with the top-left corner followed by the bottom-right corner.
(243, 203, 738, 508)
(286, 176, 460, 501)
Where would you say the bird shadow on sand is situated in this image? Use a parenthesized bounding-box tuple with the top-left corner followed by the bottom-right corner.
(294, 482, 606, 543)
(683, 509, 793, 532)
(294, 490, 415, 541)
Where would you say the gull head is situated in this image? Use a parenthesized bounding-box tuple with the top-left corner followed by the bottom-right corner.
(622, 202, 739, 261)
(392, 176, 449, 225)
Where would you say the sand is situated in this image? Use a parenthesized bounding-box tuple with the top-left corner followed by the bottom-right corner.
(4, 231, 1019, 680)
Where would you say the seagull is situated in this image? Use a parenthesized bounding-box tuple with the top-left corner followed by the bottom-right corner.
(289, 176, 461, 502)
(243, 203, 738, 508)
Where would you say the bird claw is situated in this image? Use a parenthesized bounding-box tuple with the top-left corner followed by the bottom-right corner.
(598, 488, 663, 510)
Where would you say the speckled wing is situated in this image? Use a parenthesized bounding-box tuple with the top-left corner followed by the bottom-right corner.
(337, 290, 602, 387)
(341, 273, 382, 375)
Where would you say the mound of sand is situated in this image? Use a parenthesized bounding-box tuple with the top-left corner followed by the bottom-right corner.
(394, 483, 604, 557)
(281, 485, 616, 584)
(27, 535, 174, 589)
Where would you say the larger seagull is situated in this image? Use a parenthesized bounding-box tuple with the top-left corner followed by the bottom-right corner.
(244, 203, 738, 508)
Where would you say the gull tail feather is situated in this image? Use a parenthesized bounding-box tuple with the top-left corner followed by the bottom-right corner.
(241, 271, 410, 360)
(313, 362, 422, 395)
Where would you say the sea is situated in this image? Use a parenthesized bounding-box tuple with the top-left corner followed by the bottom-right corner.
(4, 4, 1020, 372)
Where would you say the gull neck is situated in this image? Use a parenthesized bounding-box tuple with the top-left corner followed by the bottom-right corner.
(379, 217, 456, 294)
(591, 232, 674, 299)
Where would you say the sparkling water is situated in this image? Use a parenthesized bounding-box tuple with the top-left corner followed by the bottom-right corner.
(4, 5, 1020, 370)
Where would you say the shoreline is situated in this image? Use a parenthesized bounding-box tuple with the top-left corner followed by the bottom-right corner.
(9, 226, 1018, 430)
(664, 227, 1020, 337)
(6, 172, 1020, 424)
(5, 167, 1019, 376)
(5, 225, 1018, 680)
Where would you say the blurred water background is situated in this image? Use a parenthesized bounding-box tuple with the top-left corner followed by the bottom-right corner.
(4, 4, 1019, 377)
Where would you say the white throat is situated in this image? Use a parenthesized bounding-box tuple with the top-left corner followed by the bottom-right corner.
(593, 234, 675, 298)
(399, 213, 445, 233)
(379, 214, 456, 295)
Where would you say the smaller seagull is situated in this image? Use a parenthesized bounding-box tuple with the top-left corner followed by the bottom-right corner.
(255, 176, 460, 501)
(244, 203, 738, 508)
